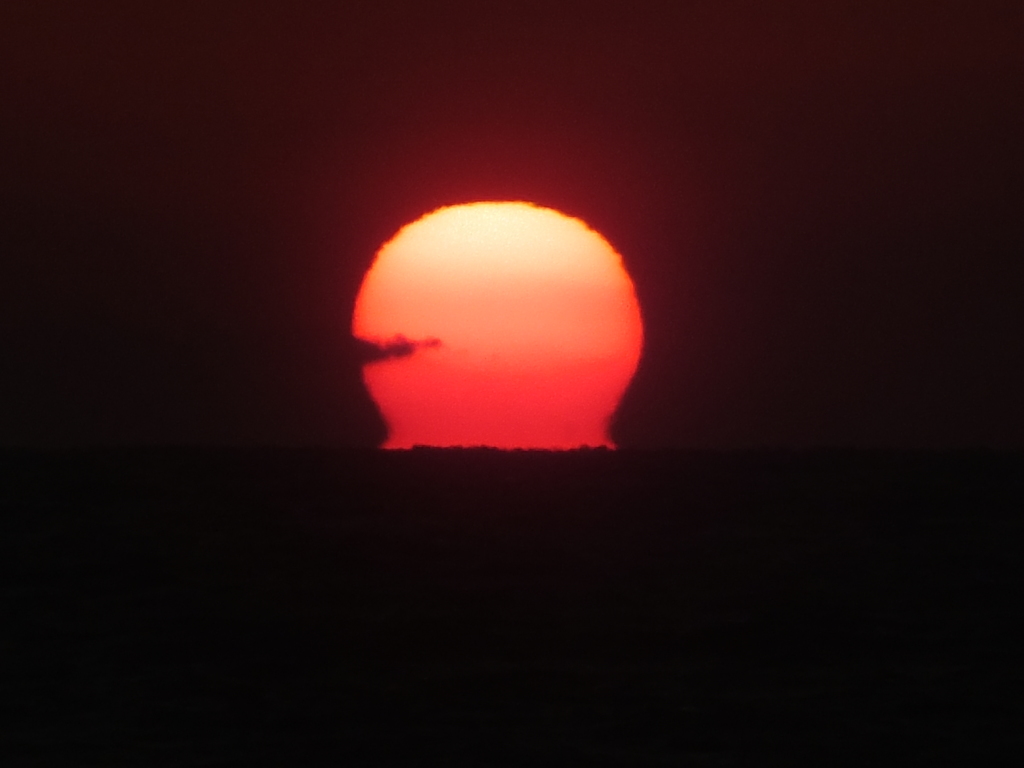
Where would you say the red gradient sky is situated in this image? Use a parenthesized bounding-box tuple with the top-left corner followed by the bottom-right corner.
(0, 2, 1021, 447)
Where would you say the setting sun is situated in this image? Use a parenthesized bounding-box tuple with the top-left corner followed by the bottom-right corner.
(353, 202, 643, 448)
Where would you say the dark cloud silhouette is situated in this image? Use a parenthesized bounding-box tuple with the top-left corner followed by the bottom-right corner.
(355, 335, 442, 363)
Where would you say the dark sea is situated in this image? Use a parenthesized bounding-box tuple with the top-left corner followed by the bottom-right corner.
(3, 448, 1022, 765)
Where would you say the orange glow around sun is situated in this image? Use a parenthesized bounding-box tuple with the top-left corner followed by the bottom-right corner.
(352, 201, 643, 449)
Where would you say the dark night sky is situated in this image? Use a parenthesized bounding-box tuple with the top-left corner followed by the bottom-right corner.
(1, 1, 1021, 448)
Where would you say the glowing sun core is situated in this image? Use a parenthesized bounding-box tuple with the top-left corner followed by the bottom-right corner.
(353, 201, 643, 449)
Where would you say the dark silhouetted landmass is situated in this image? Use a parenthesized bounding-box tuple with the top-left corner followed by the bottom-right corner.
(2, 448, 1022, 765)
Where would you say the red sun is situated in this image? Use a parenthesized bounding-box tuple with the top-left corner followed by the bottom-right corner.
(352, 201, 643, 449)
